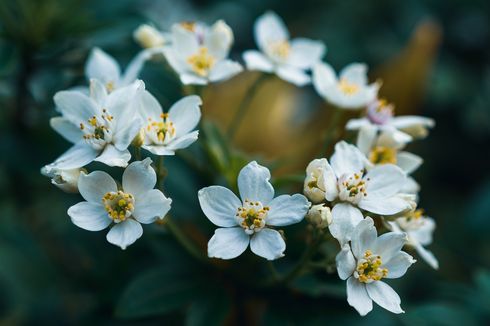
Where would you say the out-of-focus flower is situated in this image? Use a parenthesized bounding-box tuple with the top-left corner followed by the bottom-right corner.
(304, 141, 413, 245)
(198, 161, 310, 260)
(133, 24, 169, 49)
(243, 11, 326, 86)
(163, 20, 243, 85)
(41, 166, 86, 193)
(336, 217, 416, 316)
(388, 209, 438, 269)
(67, 159, 171, 249)
(306, 204, 332, 229)
(138, 93, 201, 155)
(313, 62, 380, 109)
(346, 98, 435, 146)
(44, 80, 144, 170)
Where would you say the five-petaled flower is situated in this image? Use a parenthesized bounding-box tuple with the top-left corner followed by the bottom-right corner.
(67, 158, 172, 249)
(243, 11, 326, 86)
(336, 217, 416, 316)
(198, 161, 310, 260)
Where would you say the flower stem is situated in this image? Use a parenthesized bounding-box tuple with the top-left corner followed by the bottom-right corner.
(319, 107, 344, 156)
(165, 216, 207, 262)
(226, 73, 269, 140)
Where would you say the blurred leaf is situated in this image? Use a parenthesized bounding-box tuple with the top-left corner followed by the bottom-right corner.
(185, 287, 231, 326)
(290, 275, 345, 299)
(401, 303, 478, 326)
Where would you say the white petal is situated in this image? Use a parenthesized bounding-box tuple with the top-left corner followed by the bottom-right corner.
(364, 164, 406, 199)
(305, 158, 338, 202)
(50, 117, 82, 144)
(330, 141, 366, 177)
(276, 65, 310, 86)
(266, 194, 309, 226)
(138, 90, 162, 121)
(340, 63, 368, 85)
(67, 202, 111, 231)
(85, 48, 121, 85)
(48, 142, 99, 170)
(347, 277, 373, 316)
(373, 232, 407, 262)
(94, 145, 131, 167)
(122, 158, 156, 198)
(414, 243, 439, 270)
(133, 189, 172, 224)
(397, 152, 423, 174)
(106, 219, 143, 250)
(243, 50, 274, 72)
(254, 11, 289, 53)
(205, 20, 233, 60)
(377, 128, 413, 148)
(166, 131, 199, 151)
(313, 62, 337, 99)
(89, 78, 108, 105)
(198, 186, 241, 228)
(208, 227, 249, 259)
(113, 117, 143, 151)
(356, 124, 378, 155)
(350, 217, 376, 259)
(391, 116, 435, 137)
(168, 95, 202, 138)
(288, 38, 326, 69)
(358, 196, 411, 215)
(366, 281, 404, 314)
(142, 145, 176, 156)
(162, 48, 188, 75)
(409, 217, 436, 245)
(53, 90, 99, 125)
(171, 24, 199, 57)
(250, 229, 285, 260)
(383, 251, 416, 278)
(208, 60, 243, 83)
(104, 80, 144, 122)
(400, 177, 420, 194)
(329, 203, 364, 246)
(180, 73, 208, 85)
(345, 118, 370, 131)
(121, 49, 154, 86)
(336, 245, 356, 280)
(237, 161, 274, 204)
(78, 170, 117, 203)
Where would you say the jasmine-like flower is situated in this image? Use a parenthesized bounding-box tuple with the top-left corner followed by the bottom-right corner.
(41, 166, 85, 193)
(138, 93, 202, 155)
(243, 11, 326, 86)
(67, 158, 172, 249)
(336, 217, 416, 316)
(346, 98, 435, 146)
(163, 20, 243, 85)
(313, 62, 380, 109)
(304, 141, 413, 245)
(198, 161, 310, 260)
(44, 80, 144, 170)
(388, 209, 438, 269)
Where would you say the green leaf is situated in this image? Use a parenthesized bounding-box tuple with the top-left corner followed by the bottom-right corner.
(185, 287, 231, 326)
(290, 275, 345, 299)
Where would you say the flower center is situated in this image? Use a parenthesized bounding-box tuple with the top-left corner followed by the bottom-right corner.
(367, 99, 394, 125)
(102, 191, 135, 223)
(397, 209, 426, 231)
(187, 47, 215, 77)
(105, 81, 115, 93)
(236, 200, 269, 234)
(267, 40, 291, 60)
(369, 146, 397, 165)
(79, 109, 114, 150)
(180, 21, 196, 32)
(338, 78, 359, 95)
(338, 172, 367, 204)
(355, 250, 388, 283)
(146, 113, 176, 144)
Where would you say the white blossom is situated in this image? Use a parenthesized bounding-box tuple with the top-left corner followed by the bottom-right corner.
(41, 166, 85, 193)
(243, 11, 326, 86)
(67, 158, 172, 249)
(306, 204, 332, 229)
(198, 161, 310, 260)
(336, 217, 416, 316)
(138, 93, 202, 155)
(313, 62, 380, 109)
(163, 20, 243, 85)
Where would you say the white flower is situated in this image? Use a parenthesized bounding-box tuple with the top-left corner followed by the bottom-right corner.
(198, 161, 310, 260)
(86, 47, 156, 93)
(346, 98, 435, 146)
(313, 62, 380, 109)
(306, 204, 332, 229)
(44, 80, 144, 170)
(138, 93, 202, 155)
(388, 209, 438, 269)
(243, 11, 326, 86)
(163, 20, 243, 85)
(41, 166, 85, 193)
(134, 24, 169, 49)
(336, 217, 416, 316)
(304, 141, 413, 245)
(67, 158, 172, 249)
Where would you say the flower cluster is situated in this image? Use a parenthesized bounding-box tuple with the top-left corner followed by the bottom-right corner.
(41, 10, 438, 317)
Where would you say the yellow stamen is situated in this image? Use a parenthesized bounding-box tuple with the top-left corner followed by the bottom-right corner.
(369, 146, 397, 165)
(338, 78, 359, 95)
(187, 47, 215, 77)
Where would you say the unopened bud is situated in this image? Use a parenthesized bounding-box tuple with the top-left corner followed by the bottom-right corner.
(134, 24, 166, 48)
(41, 166, 86, 193)
(306, 204, 332, 229)
(131, 127, 146, 147)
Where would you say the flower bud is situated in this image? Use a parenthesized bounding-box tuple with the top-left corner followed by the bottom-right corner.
(41, 166, 86, 193)
(133, 24, 166, 48)
(211, 20, 234, 48)
(131, 127, 146, 148)
(306, 204, 332, 229)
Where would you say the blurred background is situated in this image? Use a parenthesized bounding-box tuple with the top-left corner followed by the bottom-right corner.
(1, 0, 490, 324)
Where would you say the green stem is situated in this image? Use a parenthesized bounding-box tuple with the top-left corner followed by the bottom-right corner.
(165, 216, 207, 262)
(267, 261, 280, 281)
(319, 107, 344, 156)
(226, 73, 269, 140)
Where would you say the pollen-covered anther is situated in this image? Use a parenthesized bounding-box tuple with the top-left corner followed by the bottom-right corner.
(338, 78, 360, 95)
(354, 250, 388, 283)
(236, 199, 269, 234)
(369, 146, 397, 165)
(338, 172, 367, 204)
(147, 114, 176, 144)
(267, 40, 291, 59)
(80, 112, 115, 149)
(102, 191, 135, 223)
(187, 47, 215, 77)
